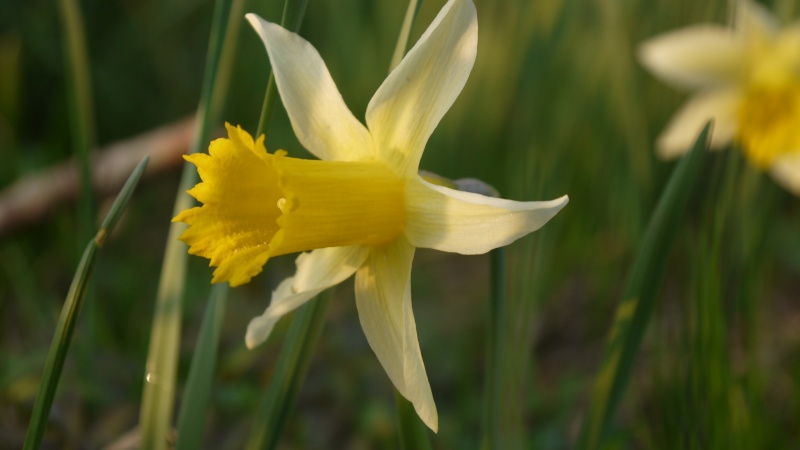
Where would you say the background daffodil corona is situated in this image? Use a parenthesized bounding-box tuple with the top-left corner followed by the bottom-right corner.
(638, 0, 800, 194)
(174, 0, 567, 430)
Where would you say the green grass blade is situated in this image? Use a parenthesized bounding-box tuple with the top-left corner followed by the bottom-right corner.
(578, 123, 712, 450)
(57, 0, 95, 247)
(389, 0, 423, 71)
(395, 389, 433, 450)
(482, 248, 505, 449)
(23, 157, 149, 450)
(246, 290, 333, 450)
(138, 0, 239, 448)
(174, 284, 228, 450)
(57, 0, 98, 395)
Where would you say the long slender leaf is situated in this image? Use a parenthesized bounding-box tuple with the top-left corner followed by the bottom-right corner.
(255, 0, 310, 138)
(57, 0, 95, 248)
(578, 123, 712, 450)
(246, 291, 333, 450)
(482, 248, 506, 449)
(57, 0, 98, 396)
(23, 157, 149, 450)
(389, 0, 423, 71)
(174, 284, 228, 450)
(138, 0, 238, 448)
(395, 389, 432, 450)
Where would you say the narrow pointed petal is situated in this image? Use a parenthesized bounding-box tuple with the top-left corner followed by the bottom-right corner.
(246, 14, 373, 161)
(245, 245, 368, 349)
(656, 89, 741, 159)
(366, 0, 477, 175)
(638, 25, 746, 90)
(770, 153, 800, 196)
(404, 178, 568, 255)
(355, 240, 438, 431)
(736, 0, 779, 40)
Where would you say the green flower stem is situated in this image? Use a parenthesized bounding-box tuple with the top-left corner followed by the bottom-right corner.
(246, 290, 333, 450)
(578, 123, 712, 450)
(482, 247, 506, 449)
(138, 0, 239, 448)
(244, 3, 325, 448)
(395, 389, 433, 450)
(255, 0, 309, 138)
(23, 157, 148, 450)
(174, 283, 228, 450)
(387, 3, 435, 446)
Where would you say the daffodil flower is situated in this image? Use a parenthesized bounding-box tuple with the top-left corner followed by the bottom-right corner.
(174, 0, 567, 430)
(638, 0, 800, 194)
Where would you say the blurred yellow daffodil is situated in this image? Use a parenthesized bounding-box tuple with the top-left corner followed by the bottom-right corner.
(638, 0, 800, 194)
(174, 0, 567, 430)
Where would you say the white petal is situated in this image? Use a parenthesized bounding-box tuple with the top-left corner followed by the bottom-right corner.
(245, 245, 368, 349)
(736, 0, 779, 40)
(404, 178, 568, 255)
(770, 152, 800, 196)
(354, 239, 438, 431)
(638, 25, 746, 90)
(656, 89, 741, 159)
(245, 14, 373, 162)
(366, 0, 477, 175)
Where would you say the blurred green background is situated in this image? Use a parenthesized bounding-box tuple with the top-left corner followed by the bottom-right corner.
(2, 0, 800, 448)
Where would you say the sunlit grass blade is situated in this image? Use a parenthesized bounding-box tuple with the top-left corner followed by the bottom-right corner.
(174, 283, 228, 450)
(389, 0, 423, 71)
(395, 389, 432, 450)
(482, 247, 505, 449)
(23, 156, 149, 450)
(138, 0, 239, 448)
(578, 123, 712, 450)
(255, 0, 309, 138)
(246, 290, 333, 450)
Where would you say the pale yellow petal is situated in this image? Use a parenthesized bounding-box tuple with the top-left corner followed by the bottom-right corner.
(354, 239, 438, 431)
(366, 0, 477, 175)
(638, 25, 746, 90)
(770, 152, 800, 196)
(245, 245, 368, 348)
(736, 0, 779, 40)
(245, 14, 373, 161)
(404, 178, 568, 255)
(656, 89, 741, 159)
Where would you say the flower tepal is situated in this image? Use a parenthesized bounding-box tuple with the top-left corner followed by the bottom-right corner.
(638, 0, 800, 194)
(174, 0, 568, 431)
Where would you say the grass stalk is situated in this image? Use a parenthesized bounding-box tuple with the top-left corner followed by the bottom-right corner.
(255, 0, 310, 138)
(174, 284, 228, 450)
(395, 389, 433, 450)
(57, 0, 95, 248)
(246, 291, 333, 450)
(57, 0, 98, 395)
(137, 0, 239, 448)
(23, 157, 149, 450)
(578, 123, 712, 450)
(389, 0, 423, 71)
(482, 248, 506, 449)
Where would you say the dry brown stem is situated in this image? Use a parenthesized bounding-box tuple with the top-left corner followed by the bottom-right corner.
(0, 117, 195, 236)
